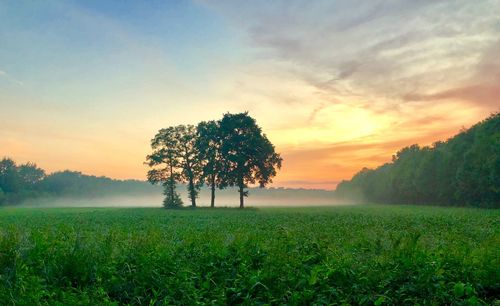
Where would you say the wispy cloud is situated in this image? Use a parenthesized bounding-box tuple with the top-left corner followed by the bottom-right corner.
(0, 69, 23, 85)
(403, 39, 500, 107)
(404, 84, 500, 107)
(203, 0, 499, 112)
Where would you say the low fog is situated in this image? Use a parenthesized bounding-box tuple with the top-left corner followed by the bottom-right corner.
(19, 187, 351, 208)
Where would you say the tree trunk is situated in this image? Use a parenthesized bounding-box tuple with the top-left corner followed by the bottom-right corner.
(210, 184, 215, 208)
(210, 174, 216, 208)
(189, 178, 196, 208)
(170, 181, 174, 202)
(239, 185, 244, 208)
(169, 163, 174, 200)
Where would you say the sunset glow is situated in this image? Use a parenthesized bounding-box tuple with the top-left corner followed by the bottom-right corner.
(1, 1, 498, 189)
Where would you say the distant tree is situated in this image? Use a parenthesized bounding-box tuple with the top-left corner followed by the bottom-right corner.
(196, 120, 223, 207)
(146, 126, 184, 208)
(391, 145, 421, 204)
(41, 171, 83, 195)
(0, 157, 159, 205)
(0, 158, 21, 194)
(18, 162, 45, 189)
(0, 158, 46, 203)
(218, 112, 282, 208)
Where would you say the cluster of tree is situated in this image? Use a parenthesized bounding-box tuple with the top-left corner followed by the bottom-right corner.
(0, 159, 155, 205)
(335, 113, 499, 208)
(0, 159, 45, 204)
(146, 112, 282, 208)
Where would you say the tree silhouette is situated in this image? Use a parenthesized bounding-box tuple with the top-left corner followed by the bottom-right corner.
(175, 125, 203, 207)
(218, 112, 282, 208)
(196, 120, 223, 208)
(146, 126, 183, 208)
(146, 125, 203, 208)
(146, 114, 281, 208)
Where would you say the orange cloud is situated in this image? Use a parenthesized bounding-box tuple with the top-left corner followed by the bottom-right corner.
(271, 107, 485, 190)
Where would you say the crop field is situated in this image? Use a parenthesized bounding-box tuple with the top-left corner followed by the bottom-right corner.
(0, 205, 498, 305)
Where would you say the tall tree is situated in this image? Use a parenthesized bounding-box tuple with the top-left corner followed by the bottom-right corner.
(196, 120, 223, 208)
(146, 125, 203, 208)
(146, 127, 183, 208)
(175, 125, 203, 207)
(219, 112, 282, 208)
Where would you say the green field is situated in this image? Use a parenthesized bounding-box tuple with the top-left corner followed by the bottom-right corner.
(0, 205, 498, 305)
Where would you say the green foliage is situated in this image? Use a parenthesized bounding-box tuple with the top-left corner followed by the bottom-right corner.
(218, 112, 283, 208)
(0, 158, 22, 194)
(196, 120, 224, 207)
(0, 205, 497, 304)
(162, 178, 183, 208)
(336, 113, 500, 208)
(147, 113, 282, 208)
(146, 125, 203, 208)
(17, 162, 45, 187)
(0, 158, 47, 204)
(176, 125, 204, 207)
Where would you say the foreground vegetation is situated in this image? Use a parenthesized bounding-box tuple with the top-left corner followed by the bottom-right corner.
(0, 205, 498, 305)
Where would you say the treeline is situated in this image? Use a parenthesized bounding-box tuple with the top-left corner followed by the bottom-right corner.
(336, 113, 500, 208)
(0, 159, 155, 205)
(146, 112, 282, 208)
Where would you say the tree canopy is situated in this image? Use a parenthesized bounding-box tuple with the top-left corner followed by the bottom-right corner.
(335, 113, 500, 208)
(218, 113, 282, 208)
(146, 126, 185, 208)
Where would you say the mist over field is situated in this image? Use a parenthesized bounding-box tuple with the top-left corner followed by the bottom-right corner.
(18, 186, 346, 208)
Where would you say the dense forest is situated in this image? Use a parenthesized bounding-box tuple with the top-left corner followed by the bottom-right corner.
(0, 160, 156, 205)
(336, 113, 500, 208)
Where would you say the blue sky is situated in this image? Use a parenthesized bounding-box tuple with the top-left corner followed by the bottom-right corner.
(0, 1, 243, 96)
(1, 0, 499, 189)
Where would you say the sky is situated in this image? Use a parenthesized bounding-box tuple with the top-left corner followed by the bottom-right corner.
(0, 0, 499, 190)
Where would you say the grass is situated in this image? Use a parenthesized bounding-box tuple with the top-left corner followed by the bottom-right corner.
(0, 205, 498, 305)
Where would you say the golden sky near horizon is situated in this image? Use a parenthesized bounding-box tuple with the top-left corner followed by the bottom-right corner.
(1, 1, 499, 189)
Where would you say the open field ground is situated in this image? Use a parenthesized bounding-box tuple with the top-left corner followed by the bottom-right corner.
(0, 205, 498, 305)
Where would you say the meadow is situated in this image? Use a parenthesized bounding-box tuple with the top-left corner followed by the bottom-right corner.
(0, 205, 498, 305)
